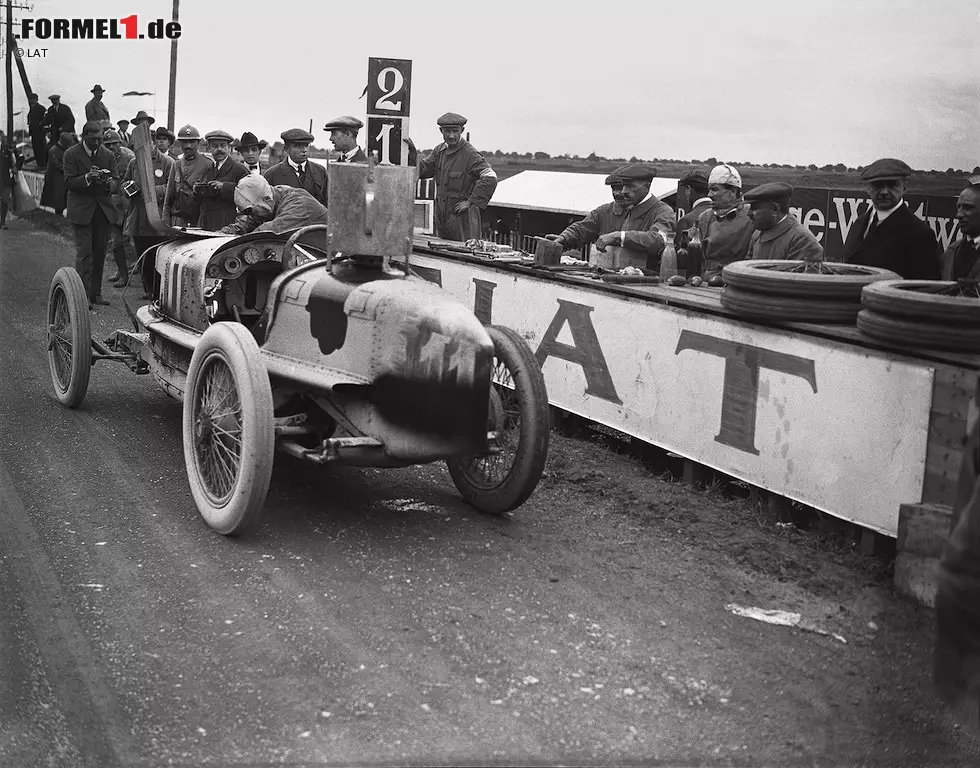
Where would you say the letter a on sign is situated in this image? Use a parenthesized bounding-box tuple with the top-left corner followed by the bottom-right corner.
(535, 299, 622, 404)
(367, 57, 413, 166)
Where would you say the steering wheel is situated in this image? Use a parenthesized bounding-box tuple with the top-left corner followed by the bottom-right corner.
(283, 225, 330, 270)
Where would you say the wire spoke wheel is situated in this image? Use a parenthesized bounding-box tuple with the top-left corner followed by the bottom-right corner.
(183, 323, 274, 536)
(46, 267, 92, 407)
(447, 325, 549, 515)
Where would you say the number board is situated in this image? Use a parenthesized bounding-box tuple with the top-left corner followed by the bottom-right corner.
(367, 57, 412, 166)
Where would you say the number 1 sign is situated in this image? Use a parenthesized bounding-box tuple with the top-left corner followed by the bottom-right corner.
(367, 57, 412, 166)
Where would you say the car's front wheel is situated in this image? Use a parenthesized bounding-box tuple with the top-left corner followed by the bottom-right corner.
(47, 267, 92, 407)
(447, 325, 549, 514)
(182, 323, 274, 535)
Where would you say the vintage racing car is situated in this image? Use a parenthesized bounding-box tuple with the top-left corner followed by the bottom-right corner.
(46, 129, 549, 535)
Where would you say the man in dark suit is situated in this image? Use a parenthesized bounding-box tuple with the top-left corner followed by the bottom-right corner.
(263, 128, 328, 206)
(27, 93, 48, 169)
(196, 129, 249, 230)
(234, 131, 267, 175)
(843, 158, 940, 279)
(44, 94, 76, 137)
(323, 116, 368, 163)
(64, 121, 120, 307)
(941, 179, 980, 280)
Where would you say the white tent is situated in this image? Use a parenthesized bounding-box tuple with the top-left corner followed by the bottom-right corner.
(488, 170, 679, 216)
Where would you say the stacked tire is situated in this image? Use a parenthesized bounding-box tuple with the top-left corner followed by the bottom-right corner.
(719, 260, 901, 323)
(858, 280, 980, 352)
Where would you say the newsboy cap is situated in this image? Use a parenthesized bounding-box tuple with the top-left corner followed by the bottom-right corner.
(205, 129, 234, 143)
(617, 163, 658, 182)
(744, 182, 795, 204)
(177, 124, 201, 141)
(80, 121, 103, 138)
(436, 112, 467, 127)
(48, 94, 60, 101)
(861, 158, 912, 182)
(280, 128, 315, 143)
(234, 131, 267, 150)
(604, 165, 628, 185)
(679, 170, 709, 188)
(323, 115, 363, 132)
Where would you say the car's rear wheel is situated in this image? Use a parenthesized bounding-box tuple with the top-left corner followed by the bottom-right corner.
(447, 325, 549, 514)
(183, 323, 274, 535)
(47, 267, 92, 407)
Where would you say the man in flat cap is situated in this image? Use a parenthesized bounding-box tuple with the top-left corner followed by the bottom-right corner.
(234, 132, 267, 175)
(101, 130, 137, 286)
(45, 94, 76, 137)
(195, 129, 249, 230)
(27, 92, 48, 169)
(264, 128, 328, 206)
(63, 121, 120, 307)
(162, 124, 214, 228)
(415, 112, 497, 241)
(324, 116, 368, 163)
(744, 182, 823, 261)
(843, 158, 939, 278)
(940, 177, 980, 280)
(219, 174, 329, 236)
(693, 163, 754, 279)
(546, 164, 675, 270)
(85, 84, 110, 125)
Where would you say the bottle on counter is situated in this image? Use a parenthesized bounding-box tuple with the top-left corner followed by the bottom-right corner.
(659, 231, 679, 281)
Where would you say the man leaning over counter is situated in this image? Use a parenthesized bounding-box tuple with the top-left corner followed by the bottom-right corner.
(545, 164, 675, 271)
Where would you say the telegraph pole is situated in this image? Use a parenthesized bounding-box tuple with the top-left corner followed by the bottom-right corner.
(2, 0, 31, 138)
(167, 0, 178, 129)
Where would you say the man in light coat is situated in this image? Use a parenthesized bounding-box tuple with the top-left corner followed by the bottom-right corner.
(744, 182, 823, 261)
(416, 112, 497, 241)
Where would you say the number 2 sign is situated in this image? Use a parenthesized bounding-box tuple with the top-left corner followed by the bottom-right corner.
(367, 57, 412, 166)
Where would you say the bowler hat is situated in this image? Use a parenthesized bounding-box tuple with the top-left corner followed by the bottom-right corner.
(861, 158, 912, 182)
(436, 112, 467, 127)
(744, 182, 794, 204)
(234, 131, 267, 150)
(153, 126, 175, 143)
(280, 128, 315, 143)
(323, 115, 364, 132)
(131, 110, 155, 126)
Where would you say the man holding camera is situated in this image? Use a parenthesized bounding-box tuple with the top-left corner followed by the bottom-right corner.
(64, 121, 120, 307)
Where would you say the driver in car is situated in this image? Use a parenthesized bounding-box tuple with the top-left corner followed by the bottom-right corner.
(220, 174, 329, 235)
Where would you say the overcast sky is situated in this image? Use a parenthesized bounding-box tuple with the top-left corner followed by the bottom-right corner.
(6, 0, 979, 170)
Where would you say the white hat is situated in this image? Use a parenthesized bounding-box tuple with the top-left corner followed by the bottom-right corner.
(234, 174, 272, 211)
(708, 163, 742, 189)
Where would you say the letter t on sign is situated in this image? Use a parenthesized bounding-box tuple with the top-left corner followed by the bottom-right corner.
(675, 330, 817, 455)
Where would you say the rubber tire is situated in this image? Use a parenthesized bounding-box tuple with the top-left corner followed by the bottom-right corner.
(47, 267, 92, 407)
(720, 286, 861, 323)
(722, 260, 900, 299)
(447, 325, 549, 514)
(861, 280, 980, 325)
(857, 309, 980, 352)
(183, 323, 275, 535)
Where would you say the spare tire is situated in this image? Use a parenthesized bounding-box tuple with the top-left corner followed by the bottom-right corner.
(720, 286, 861, 323)
(856, 309, 980, 352)
(722, 260, 900, 299)
(861, 280, 980, 325)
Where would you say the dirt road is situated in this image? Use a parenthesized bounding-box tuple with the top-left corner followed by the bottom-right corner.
(1, 215, 977, 766)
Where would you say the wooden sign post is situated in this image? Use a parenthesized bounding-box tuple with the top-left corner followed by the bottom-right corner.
(366, 57, 412, 166)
